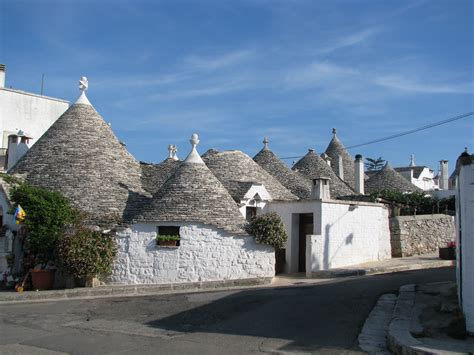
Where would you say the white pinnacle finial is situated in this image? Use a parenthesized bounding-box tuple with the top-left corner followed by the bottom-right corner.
(75, 76, 92, 105)
(79, 76, 88, 92)
(409, 154, 416, 167)
(184, 133, 204, 164)
(168, 145, 174, 159)
(263, 137, 269, 150)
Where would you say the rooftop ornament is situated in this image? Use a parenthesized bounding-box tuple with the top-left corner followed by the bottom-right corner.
(184, 133, 204, 164)
(75, 76, 92, 106)
(332, 127, 337, 136)
(168, 144, 179, 161)
(263, 137, 269, 150)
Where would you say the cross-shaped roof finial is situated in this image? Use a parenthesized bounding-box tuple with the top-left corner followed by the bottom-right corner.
(263, 137, 269, 150)
(79, 76, 88, 92)
(332, 128, 337, 136)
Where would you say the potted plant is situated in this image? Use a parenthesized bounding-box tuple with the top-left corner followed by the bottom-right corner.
(439, 241, 456, 260)
(157, 235, 180, 247)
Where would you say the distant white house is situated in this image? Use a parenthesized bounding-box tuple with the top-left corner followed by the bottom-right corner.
(0, 64, 69, 170)
(394, 155, 442, 191)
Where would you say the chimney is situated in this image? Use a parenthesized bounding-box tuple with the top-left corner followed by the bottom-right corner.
(337, 155, 344, 180)
(0, 64, 5, 88)
(439, 160, 449, 190)
(311, 177, 331, 200)
(321, 153, 331, 167)
(354, 154, 364, 195)
(6, 130, 32, 170)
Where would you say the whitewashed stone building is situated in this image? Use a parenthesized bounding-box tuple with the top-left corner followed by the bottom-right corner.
(3, 78, 394, 284)
(0, 64, 69, 170)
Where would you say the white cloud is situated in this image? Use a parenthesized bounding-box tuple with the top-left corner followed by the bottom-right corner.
(318, 28, 379, 54)
(373, 75, 473, 94)
(182, 49, 256, 71)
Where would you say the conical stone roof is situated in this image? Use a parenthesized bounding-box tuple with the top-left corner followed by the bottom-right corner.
(253, 145, 312, 200)
(9, 99, 147, 223)
(140, 158, 181, 195)
(325, 129, 355, 189)
(133, 140, 247, 234)
(365, 163, 422, 194)
(203, 150, 298, 202)
(292, 149, 355, 198)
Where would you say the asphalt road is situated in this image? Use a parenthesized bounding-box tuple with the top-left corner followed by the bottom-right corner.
(0, 267, 455, 354)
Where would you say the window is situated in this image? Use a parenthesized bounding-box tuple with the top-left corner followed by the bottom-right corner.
(246, 207, 257, 221)
(157, 226, 180, 247)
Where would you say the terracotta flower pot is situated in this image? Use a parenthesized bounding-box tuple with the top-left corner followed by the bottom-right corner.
(157, 239, 178, 247)
(30, 269, 55, 290)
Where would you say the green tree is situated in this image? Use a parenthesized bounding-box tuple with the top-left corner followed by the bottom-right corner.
(11, 182, 77, 266)
(365, 157, 386, 171)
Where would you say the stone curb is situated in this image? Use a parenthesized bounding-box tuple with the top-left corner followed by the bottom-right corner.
(310, 260, 454, 278)
(0, 277, 273, 304)
(387, 284, 468, 355)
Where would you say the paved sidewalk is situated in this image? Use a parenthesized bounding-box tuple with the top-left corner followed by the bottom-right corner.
(387, 281, 474, 354)
(309, 253, 454, 278)
(0, 253, 454, 303)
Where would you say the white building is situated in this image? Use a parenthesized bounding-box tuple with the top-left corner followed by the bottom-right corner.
(455, 150, 474, 334)
(4, 77, 393, 284)
(0, 64, 69, 170)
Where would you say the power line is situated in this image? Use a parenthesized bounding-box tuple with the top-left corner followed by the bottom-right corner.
(280, 111, 473, 160)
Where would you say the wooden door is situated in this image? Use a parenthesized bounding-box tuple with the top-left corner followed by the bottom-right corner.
(298, 213, 313, 272)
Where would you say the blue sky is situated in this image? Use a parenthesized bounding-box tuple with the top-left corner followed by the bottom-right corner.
(1, 0, 473, 174)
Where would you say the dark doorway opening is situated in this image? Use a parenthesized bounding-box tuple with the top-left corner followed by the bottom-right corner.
(298, 213, 313, 272)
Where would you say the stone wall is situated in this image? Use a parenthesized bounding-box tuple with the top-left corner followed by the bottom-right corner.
(389, 214, 455, 257)
(108, 222, 275, 285)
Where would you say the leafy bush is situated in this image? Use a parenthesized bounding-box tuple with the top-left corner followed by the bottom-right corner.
(245, 212, 288, 249)
(368, 189, 455, 216)
(10, 182, 77, 265)
(157, 235, 180, 242)
(57, 220, 118, 278)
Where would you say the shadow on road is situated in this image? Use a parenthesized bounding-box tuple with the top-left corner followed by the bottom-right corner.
(145, 267, 455, 352)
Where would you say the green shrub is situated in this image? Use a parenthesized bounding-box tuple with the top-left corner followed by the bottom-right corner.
(157, 235, 180, 242)
(10, 182, 76, 265)
(245, 212, 288, 249)
(368, 189, 455, 215)
(57, 220, 118, 278)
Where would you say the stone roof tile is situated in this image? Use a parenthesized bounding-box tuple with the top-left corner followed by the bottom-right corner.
(365, 163, 422, 194)
(292, 149, 355, 198)
(324, 129, 355, 189)
(203, 150, 298, 202)
(253, 147, 312, 199)
(9, 102, 148, 223)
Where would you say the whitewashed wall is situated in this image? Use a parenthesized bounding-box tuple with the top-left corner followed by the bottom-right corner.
(0, 188, 17, 274)
(267, 200, 321, 273)
(0, 88, 68, 149)
(268, 199, 390, 274)
(108, 222, 275, 285)
(308, 201, 391, 272)
(456, 160, 474, 333)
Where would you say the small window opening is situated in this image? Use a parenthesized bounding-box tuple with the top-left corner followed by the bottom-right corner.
(246, 207, 257, 221)
(157, 226, 180, 246)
